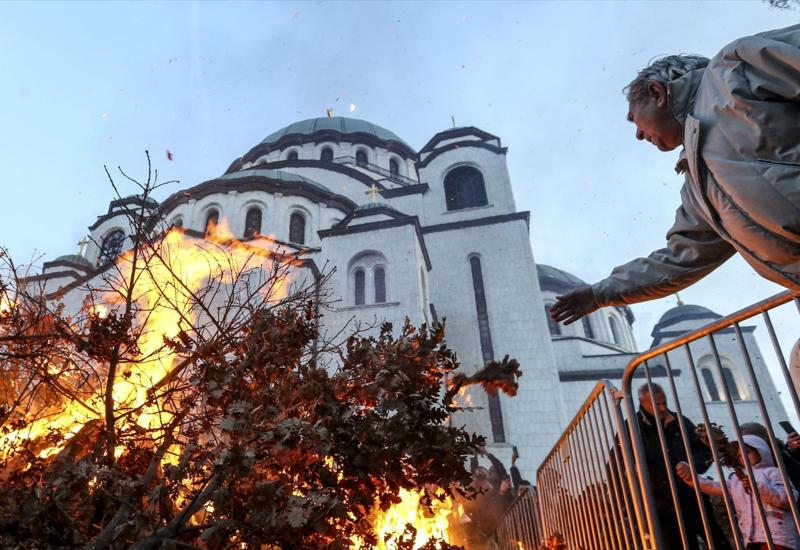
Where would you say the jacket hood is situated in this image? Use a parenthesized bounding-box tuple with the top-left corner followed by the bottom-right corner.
(667, 67, 705, 126)
(743, 434, 774, 468)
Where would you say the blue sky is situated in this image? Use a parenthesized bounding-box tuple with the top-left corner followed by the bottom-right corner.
(1, 1, 798, 398)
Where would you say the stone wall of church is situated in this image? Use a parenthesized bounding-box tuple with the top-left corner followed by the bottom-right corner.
(423, 216, 566, 479)
(318, 222, 429, 344)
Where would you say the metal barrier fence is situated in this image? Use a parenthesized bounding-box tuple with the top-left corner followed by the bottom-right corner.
(535, 290, 800, 549)
(535, 380, 651, 549)
(490, 487, 544, 550)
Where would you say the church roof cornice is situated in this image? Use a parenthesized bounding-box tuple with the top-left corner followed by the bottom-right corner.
(234, 123, 418, 170)
(318, 216, 432, 271)
(226, 160, 387, 192)
(420, 211, 529, 235)
(417, 140, 507, 169)
(334, 204, 410, 229)
(419, 126, 501, 154)
(158, 171, 358, 216)
(88, 195, 159, 231)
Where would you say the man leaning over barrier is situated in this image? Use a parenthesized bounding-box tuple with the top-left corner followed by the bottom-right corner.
(550, 24, 800, 325)
(637, 383, 732, 550)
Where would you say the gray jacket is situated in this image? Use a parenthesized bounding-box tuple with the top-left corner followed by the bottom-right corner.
(593, 24, 800, 307)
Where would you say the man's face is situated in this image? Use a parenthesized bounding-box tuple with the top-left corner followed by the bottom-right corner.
(627, 82, 683, 152)
(640, 390, 668, 419)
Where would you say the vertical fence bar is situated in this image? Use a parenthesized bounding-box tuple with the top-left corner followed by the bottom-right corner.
(641, 360, 691, 549)
(588, 401, 629, 550)
(554, 440, 587, 549)
(660, 350, 717, 549)
(575, 420, 613, 549)
(556, 456, 584, 550)
(764, 308, 800, 419)
(566, 434, 600, 550)
(583, 405, 623, 549)
(599, 389, 639, 548)
(733, 321, 800, 535)
(682, 341, 744, 549)
(597, 391, 634, 550)
(708, 333, 776, 550)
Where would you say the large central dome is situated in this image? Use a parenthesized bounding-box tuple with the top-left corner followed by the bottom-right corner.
(261, 117, 410, 148)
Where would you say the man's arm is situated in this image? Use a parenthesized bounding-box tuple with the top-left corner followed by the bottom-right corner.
(551, 186, 735, 323)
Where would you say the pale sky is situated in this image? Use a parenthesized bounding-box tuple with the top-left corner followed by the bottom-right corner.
(1, 1, 798, 409)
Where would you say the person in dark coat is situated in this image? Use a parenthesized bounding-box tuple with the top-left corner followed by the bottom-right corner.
(637, 383, 732, 550)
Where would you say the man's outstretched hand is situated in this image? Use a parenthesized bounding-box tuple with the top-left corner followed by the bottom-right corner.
(549, 284, 599, 325)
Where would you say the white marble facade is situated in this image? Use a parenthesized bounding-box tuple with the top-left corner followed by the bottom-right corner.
(29, 117, 788, 477)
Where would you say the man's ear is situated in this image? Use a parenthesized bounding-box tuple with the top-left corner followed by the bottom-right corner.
(647, 81, 669, 108)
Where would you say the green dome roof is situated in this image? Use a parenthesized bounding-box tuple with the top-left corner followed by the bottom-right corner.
(537, 264, 585, 285)
(54, 254, 93, 267)
(261, 117, 410, 148)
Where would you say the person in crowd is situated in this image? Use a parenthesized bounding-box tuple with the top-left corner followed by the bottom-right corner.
(677, 434, 800, 550)
(510, 446, 533, 496)
(550, 24, 800, 327)
(741, 422, 800, 500)
(484, 451, 515, 508)
(459, 450, 515, 547)
(636, 383, 732, 549)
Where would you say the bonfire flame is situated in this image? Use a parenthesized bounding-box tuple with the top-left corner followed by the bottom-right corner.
(2, 219, 291, 458)
(355, 488, 461, 549)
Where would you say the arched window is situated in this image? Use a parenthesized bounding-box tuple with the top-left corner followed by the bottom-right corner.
(698, 356, 747, 402)
(582, 316, 595, 339)
(320, 147, 334, 162)
(356, 150, 368, 166)
(545, 305, 561, 336)
(97, 229, 126, 266)
(244, 207, 262, 239)
(723, 367, 743, 401)
(609, 316, 623, 346)
(374, 267, 386, 303)
(287, 150, 299, 161)
(701, 368, 721, 401)
(444, 166, 488, 211)
(349, 252, 388, 306)
(289, 212, 306, 244)
(205, 209, 219, 236)
(354, 269, 366, 305)
(172, 217, 183, 228)
(389, 158, 400, 176)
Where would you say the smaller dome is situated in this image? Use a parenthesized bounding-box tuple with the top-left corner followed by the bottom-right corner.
(355, 201, 392, 211)
(54, 254, 93, 267)
(537, 264, 585, 292)
(261, 117, 411, 148)
(658, 304, 718, 325)
(651, 303, 721, 346)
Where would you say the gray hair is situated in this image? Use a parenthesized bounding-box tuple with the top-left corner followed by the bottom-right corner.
(625, 55, 710, 103)
(638, 382, 665, 399)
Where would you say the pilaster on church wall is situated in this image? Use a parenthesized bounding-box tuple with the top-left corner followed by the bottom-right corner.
(422, 217, 566, 477)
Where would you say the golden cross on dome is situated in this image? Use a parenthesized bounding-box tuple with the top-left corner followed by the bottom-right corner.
(366, 184, 380, 204)
(77, 236, 90, 257)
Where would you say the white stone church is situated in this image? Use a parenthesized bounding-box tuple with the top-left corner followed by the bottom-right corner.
(27, 116, 789, 477)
